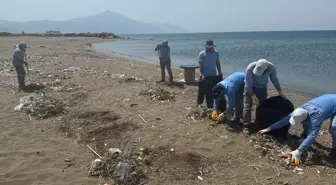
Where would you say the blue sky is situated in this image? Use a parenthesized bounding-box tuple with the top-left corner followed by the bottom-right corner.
(0, 0, 335, 32)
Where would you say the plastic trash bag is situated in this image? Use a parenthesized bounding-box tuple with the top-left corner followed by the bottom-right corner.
(255, 96, 294, 138)
(113, 161, 130, 182)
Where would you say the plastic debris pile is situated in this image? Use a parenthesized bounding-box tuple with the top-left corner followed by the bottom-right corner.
(88, 147, 148, 185)
(186, 106, 212, 120)
(14, 92, 66, 119)
(118, 76, 143, 83)
(139, 86, 175, 101)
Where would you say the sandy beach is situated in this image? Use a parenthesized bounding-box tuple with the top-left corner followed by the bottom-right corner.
(0, 36, 335, 185)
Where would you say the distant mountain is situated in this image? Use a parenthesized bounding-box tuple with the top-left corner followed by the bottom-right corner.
(0, 11, 189, 34)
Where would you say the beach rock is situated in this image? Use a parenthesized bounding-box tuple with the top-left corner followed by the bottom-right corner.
(108, 148, 122, 156)
(92, 158, 104, 170)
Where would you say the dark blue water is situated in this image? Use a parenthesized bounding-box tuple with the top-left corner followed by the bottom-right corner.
(94, 31, 336, 95)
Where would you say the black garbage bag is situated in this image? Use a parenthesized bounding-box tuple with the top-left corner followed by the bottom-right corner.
(218, 95, 227, 113)
(255, 96, 294, 138)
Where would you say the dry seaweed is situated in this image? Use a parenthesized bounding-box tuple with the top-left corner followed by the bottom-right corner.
(139, 86, 175, 101)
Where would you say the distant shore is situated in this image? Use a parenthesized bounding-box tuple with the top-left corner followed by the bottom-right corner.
(0, 31, 127, 39)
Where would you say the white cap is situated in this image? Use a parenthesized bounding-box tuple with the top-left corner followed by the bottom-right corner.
(253, 59, 269, 76)
(289, 108, 308, 125)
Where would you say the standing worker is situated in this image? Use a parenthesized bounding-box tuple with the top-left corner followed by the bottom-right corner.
(258, 94, 336, 165)
(243, 59, 286, 131)
(211, 72, 245, 123)
(12, 42, 28, 91)
(197, 40, 223, 108)
(155, 40, 173, 83)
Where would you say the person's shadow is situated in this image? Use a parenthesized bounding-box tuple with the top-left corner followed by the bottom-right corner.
(155, 81, 187, 89)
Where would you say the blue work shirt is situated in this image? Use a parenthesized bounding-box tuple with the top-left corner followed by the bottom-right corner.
(198, 49, 219, 77)
(213, 72, 245, 112)
(12, 46, 26, 67)
(245, 61, 281, 93)
(155, 43, 170, 61)
(269, 94, 336, 151)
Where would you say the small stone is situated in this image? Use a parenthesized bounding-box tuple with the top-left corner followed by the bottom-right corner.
(108, 148, 122, 155)
(170, 148, 175, 152)
(197, 176, 203, 181)
(64, 159, 71, 162)
(92, 158, 103, 169)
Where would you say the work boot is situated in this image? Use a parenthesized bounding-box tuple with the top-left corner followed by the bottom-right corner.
(169, 75, 173, 84)
(330, 148, 336, 159)
(18, 75, 26, 90)
(231, 118, 243, 126)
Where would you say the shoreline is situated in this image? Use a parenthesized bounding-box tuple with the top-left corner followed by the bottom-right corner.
(93, 40, 318, 98)
(0, 36, 333, 185)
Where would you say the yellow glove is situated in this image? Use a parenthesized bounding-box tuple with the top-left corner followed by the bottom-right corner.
(287, 149, 303, 166)
(257, 128, 270, 136)
(217, 113, 225, 121)
(211, 110, 218, 121)
(255, 100, 260, 109)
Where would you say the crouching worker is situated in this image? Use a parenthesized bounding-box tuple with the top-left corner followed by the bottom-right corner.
(12, 42, 27, 90)
(258, 94, 336, 165)
(211, 72, 245, 123)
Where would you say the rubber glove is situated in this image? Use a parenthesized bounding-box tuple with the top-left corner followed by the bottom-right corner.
(211, 110, 218, 121)
(255, 100, 260, 109)
(257, 128, 271, 136)
(217, 113, 225, 121)
(252, 95, 260, 109)
(287, 149, 303, 166)
(278, 91, 287, 100)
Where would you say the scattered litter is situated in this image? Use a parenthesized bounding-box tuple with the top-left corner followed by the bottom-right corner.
(88, 147, 147, 185)
(186, 106, 212, 120)
(118, 76, 143, 83)
(139, 86, 175, 101)
(108, 148, 122, 156)
(130, 103, 138, 107)
(294, 167, 303, 172)
(138, 114, 147, 124)
(197, 176, 203, 181)
(64, 159, 71, 162)
(14, 92, 66, 119)
(87, 144, 103, 158)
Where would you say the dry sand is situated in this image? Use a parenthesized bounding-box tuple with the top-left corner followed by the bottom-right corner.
(0, 36, 335, 185)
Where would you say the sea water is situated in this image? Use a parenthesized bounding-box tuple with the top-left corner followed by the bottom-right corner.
(94, 31, 336, 95)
